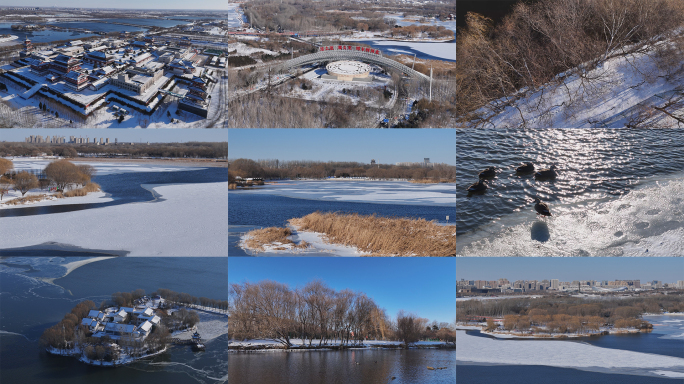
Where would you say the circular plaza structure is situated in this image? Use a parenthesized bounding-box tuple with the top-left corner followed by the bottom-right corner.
(326, 60, 371, 81)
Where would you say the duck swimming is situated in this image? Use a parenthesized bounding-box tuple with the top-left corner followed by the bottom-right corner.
(534, 198, 552, 216)
(535, 165, 557, 179)
(516, 162, 534, 173)
(467, 179, 487, 192)
(479, 167, 496, 179)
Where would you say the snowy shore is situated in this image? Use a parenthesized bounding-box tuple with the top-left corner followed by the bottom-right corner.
(230, 338, 452, 351)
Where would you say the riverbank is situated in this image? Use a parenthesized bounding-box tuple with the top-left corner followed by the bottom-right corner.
(68, 158, 228, 168)
(229, 339, 454, 351)
(240, 212, 456, 256)
(0, 185, 109, 209)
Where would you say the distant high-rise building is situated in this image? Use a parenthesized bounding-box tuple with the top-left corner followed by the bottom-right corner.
(551, 279, 559, 290)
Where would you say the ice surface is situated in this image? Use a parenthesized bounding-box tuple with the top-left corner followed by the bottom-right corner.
(0, 182, 228, 256)
(457, 330, 684, 377)
(9, 158, 206, 175)
(234, 180, 455, 206)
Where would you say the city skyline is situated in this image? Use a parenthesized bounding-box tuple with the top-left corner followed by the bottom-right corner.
(1, 128, 227, 143)
(228, 129, 457, 165)
(456, 257, 684, 283)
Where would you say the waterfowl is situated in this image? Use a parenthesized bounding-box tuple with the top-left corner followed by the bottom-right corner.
(478, 166, 496, 178)
(534, 198, 552, 216)
(535, 165, 557, 179)
(467, 179, 487, 192)
(516, 162, 534, 173)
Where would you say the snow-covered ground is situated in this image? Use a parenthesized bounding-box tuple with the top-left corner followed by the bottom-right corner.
(0, 190, 111, 209)
(469, 38, 684, 128)
(230, 338, 447, 348)
(1, 181, 228, 256)
(456, 330, 684, 378)
(9, 158, 206, 175)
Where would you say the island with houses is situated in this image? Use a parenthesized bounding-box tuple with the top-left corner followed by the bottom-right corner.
(40, 288, 228, 366)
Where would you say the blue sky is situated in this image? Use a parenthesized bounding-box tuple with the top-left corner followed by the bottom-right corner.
(0, 1, 228, 10)
(0, 129, 227, 143)
(457, 257, 684, 282)
(228, 129, 456, 165)
(229, 257, 456, 323)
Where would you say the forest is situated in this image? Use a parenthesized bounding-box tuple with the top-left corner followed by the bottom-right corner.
(229, 280, 455, 348)
(228, 158, 456, 181)
(456, 0, 684, 124)
(0, 141, 228, 159)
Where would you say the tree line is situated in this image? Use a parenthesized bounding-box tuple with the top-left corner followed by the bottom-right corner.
(229, 280, 455, 348)
(457, 295, 684, 324)
(456, 0, 684, 124)
(228, 158, 456, 181)
(0, 142, 228, 159)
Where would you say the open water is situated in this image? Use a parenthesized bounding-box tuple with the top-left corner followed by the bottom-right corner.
(0, 257, 228, 384)
(456, 128, 684, 256)
(229, 349, 455, 384)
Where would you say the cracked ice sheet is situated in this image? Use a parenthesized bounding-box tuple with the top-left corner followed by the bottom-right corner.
(243, 180, 456, 206)
(456, 331, 684, 378)
(8, 158, 205, 175)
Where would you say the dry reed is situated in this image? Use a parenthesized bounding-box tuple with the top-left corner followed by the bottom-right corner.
(244, 227, 295, 251)
(409, 178, 456, 184)
(4, 194, 49, 205)
(61, 182, 101, 198)
(289, 212, 456, 256)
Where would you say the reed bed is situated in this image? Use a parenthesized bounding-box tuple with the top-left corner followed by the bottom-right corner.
(56, 182, 101, 198)
(289, 212, 456, 256)
(4, 194, 49, 205)
(244, 227, 295, 251)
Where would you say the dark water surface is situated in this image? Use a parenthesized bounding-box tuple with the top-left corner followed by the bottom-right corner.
(457, 128, 684, 235)
(229, 349, 455, 384)
(456, 128, 684, 256)
(0, 167, 227, 218)
(0, 257, 228, 383)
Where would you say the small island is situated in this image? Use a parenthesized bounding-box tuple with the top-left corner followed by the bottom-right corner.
(0, 158, 101, 208)
(40, 289, 228, 366)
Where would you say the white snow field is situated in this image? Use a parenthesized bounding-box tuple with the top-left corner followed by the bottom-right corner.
(457, 173, 684, 256)
(456, 331, 684, 378)
(175, 312, 228, 342)
(240, 180, 456, 206)
(469, 37, 684, 128)
(1, 182, 228, 256)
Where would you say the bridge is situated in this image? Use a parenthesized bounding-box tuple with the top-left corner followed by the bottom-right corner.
(277, 49, 431, 82)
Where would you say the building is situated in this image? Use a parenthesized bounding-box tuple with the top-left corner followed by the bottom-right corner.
(110, 68, 164, 95)
(323, 60, 372, 82)
(168, 58, 196, 75)
(83, 50, 115, 68)
(551, 279, 559, 290)
(64, 71, 90, 91)
(19, 38, 34, 58)
(49, 54, 81, 76)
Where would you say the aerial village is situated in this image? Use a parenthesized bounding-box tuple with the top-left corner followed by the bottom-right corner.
(1, 31, 225, 126)
(41, 293, 211, 366)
